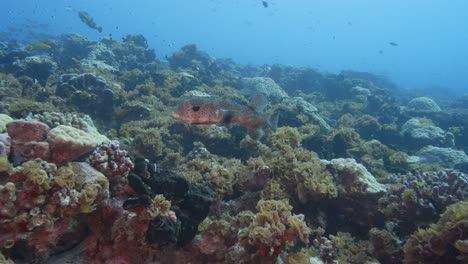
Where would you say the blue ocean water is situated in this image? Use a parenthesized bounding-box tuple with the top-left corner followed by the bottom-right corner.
(1, 0, 467, 94)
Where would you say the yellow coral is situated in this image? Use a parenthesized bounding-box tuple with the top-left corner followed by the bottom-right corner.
(0, 251, 14, 263)
(53, 165, 77, 189)
(79, 183, 101, 213)
(22, 160, 51, 190)
(148, 194, 171, 218)
(0, 155, 13, 174)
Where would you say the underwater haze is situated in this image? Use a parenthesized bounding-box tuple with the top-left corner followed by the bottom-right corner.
(2, 0, 468, 95)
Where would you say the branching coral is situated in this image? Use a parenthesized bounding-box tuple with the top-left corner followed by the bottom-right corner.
(379, 169, 467, 235)
(88, 140, 134, 178)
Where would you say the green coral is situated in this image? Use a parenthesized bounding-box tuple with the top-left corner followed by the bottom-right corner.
(330, 232, 375, 263)
(181, 148, 246, 198)
(386, 151, 410, 174)
(238, 199, 312, 260)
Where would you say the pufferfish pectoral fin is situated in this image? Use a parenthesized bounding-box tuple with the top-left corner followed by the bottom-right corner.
(221, 110, 235, 126)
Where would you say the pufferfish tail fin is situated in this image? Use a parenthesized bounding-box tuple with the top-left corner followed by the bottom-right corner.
(247, 110, 280, 141)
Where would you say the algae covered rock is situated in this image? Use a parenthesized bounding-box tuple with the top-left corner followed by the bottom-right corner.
(47, 125, 109, 163)
(322, 158, 386, 194)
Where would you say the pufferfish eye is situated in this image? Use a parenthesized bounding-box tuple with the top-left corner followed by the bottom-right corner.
(192, 105, 201, 112)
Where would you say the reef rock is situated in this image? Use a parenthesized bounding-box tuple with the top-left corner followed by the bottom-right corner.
(401, 118, 454, 148)
(322, 158, 386, 194)
(7, 120, 51, 163)
(56, 73, 115, 119)
(290, 97, 331, 131)
(47, 125, 109, 164)
(405, 97, 441, 114)
(126, 158, 213, 246)
(87, 42, 117, 66)
(53, 33, 93, 68)
(56, 73, 107, 97)
(12, 55, 57, 84)
(6, 120, 50, 143)
(350, 86, 372, 97)
(417, 146, 468, 168)
(241, 77, 288, 103)
(0, 133, 11, 157)
(80, 59, 118, 72)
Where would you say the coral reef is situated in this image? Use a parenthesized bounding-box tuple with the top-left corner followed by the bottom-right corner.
(0, 31, 467, 263)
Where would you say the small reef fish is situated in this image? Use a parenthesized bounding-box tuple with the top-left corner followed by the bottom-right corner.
(262, 1, 269, 8)
(78, 11, 103, 33)
(27, 43, 51, 51)
(389, 42, 398, 46)
(173, 97, 278, 140)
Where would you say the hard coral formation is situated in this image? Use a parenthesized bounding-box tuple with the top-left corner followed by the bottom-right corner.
(405, 96, 442, 114)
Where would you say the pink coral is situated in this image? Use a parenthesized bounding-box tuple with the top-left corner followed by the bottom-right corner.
(88, 140, 134, 178)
